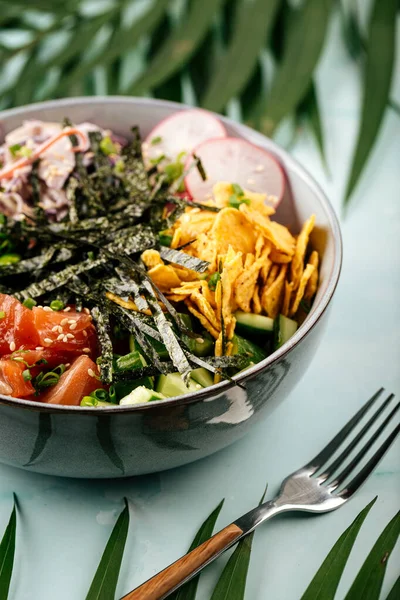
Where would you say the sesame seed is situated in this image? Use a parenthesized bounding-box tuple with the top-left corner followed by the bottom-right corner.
(44, 338, 53, 345)
(9, 342, 16, 352)
(51, 326, 59, 332)
(57, 326, 63, 333)
(82, 348, 90, 353)
(43, 306, 52, 312)
(57, 334, 64, 341)
(35, 346, 44, 351)
(87, 368, 96, 378)
(65, 363, 71, 368)
(196, 337, 204, 343)
(83, 308, 90, 314)
(255, 164, 265, 172)
(66, 333, 74, 339)
(60, 318, 69, 326)
(37, 305, 43, 309)
(82, 331, 88, 337)
(63, 307, 71, 312)
(69, 323, 77, 330)
(67, 319, 76, 324)
(63, 336, 69, 343)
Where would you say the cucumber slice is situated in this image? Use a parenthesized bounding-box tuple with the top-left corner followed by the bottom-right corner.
(274, 314, 298, 350)
(156, 373, 202, 397)
(114, 376, 154, 401)
(234, 311, 274, 339)
(191, 367, 213, 388)
(231, 334, 267, 365)
(119, 386, 166, 405)
(184, 333, 214, 357)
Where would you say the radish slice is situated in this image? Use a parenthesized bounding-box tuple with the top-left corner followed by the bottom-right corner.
(144, 109, 227, 165)
(184, 137, 285, 206)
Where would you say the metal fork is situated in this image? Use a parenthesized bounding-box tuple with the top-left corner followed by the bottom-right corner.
(122, 388, 400, 600)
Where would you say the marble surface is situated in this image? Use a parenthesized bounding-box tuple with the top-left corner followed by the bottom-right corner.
(1, 11, 399, 600)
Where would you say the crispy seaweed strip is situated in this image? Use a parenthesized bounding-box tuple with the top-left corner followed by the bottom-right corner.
(159, 246, 209, 273)
(167, 195, 220, 213)
(141, 278, 192, 382)
(207, 356, 250, 369)
(114, 305, 167, 374)
(119, 126, 152, 217)
(15, 256, 106, 300)
(192, 153, 207, 181)
(91, 306, 113, 384)
(30, 159, 47, 224)
(115, 268, 149, 311)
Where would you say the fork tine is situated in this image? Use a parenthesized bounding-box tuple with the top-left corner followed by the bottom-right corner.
(306, 388, 384, 473)
(327, 400, 399, 490)
(339, 422, 400, 499)
(318, 393, 395, 482)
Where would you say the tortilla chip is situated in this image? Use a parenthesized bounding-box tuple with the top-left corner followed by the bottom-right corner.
(141, 249, 163, 268)
(234, 260, 262, 313)
(252, 285, 262, 314)
(290, 214, 316, 289)
(190, 290, 220, 330)
(201, 280, 217, 308)
(186, 301, 220, 339)
(174, 209, 216, 246)
(212, 207, 256, 255)
(304, 250, 319, 301)
(265, 264, 279, 289)
(239, 204, 295, 255)
(147, 264, 182, 292)
(255, 234, 265, 259)
(290, 263, 315, 316)
(173, 266, 200, 282)
(105, 292, 152, 316)
(189, 234, 218, 270)
(261, 264, 287, 318)
(213, 181, 236, 208)
(166, 294, 186, 303)
(215, 332, 223, 356)
(170, 227, 182, 249)
(281, 281, 293, 317)
(270, 248, 292, 263)
(244, 253, 255, 269)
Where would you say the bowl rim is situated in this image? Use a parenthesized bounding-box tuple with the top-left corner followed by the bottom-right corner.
(0, 96, 343, 414)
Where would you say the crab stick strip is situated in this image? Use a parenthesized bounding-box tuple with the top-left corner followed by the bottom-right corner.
(0, 128, 89, 180)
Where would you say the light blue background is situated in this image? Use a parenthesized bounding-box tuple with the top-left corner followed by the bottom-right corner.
(0, 10, 399, 600)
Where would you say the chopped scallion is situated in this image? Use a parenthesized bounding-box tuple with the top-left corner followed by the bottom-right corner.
(99, 136, 118, 156)
(208, 272, 220, 291)
(50, 300, 64, 311)
(22, 369, 32, 381)
(150, 136, 162, 145)
(22, 298, 37, 309)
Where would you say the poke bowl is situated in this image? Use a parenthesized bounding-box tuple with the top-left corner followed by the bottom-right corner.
(0, 97, 342, 478)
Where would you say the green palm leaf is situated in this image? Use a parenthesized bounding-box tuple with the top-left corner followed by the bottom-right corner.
(386, 575, 400, 600)
(300, 497, 376, 600)
(169, 499, 225, 600)
(297, 81, 329, 174)
(344, 509, 400, 600)
(344, 0, 398, 204)
(201, 0, 281, 113)
(55, 0, 170, 99)
(126, 0, 227, 96)
(85, 498, 129, 600)
(260, 0, 333, 136)
(0, 495, 17, 600)
(210, 485, 268, 600)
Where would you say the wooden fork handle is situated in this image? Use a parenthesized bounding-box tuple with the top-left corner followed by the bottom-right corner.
(122, 523, 243, 600)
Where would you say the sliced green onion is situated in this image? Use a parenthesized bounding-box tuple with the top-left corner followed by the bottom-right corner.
(114, 158, 125, 174)
(0, 311, 5, 319)
(9, 143, 21, 157)
(50, 300, 65, 311)
(109, 384, 117, 404)
(99, 136, 118, 156)
(115, 351, 146, 372)
(18, 146, 33, 158)
(22, 369, 32, 381)
(150, 154, 166, 166)
(22, 298, 37, 309)
(90, 388, 109, 402)
(0, 254, 20, 265)
(151, 136, 162, 145)
(158, 231, 173, 246)
(80, 395, 111, 408)
(228, 195, 251, 209)
(231, 183, 244, 196)
(208, 272, 220, 291)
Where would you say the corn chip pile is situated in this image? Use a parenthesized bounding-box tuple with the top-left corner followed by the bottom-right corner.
(140, 182, 319, 359)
